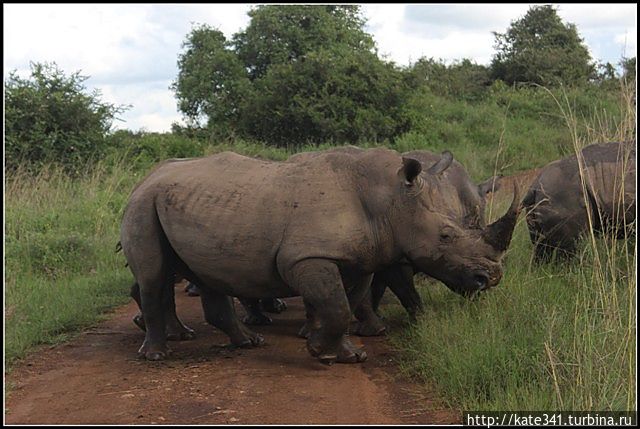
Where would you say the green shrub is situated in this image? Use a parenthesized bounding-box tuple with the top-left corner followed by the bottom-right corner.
(4, 62, 128, 173)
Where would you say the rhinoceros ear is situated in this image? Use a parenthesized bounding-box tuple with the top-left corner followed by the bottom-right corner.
(427, 151, 454, 175)
(400, 157, 422, 185)
(478, 175, 503, 196)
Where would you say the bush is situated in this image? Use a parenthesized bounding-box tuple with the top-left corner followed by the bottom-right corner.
(5, 62, 128, 173)
(105, 130, 207, 169)
(240, 47, 409, 145)
(173, 5, 409, 147)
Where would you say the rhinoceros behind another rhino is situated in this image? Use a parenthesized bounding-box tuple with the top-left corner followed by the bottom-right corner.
(522, 141, 636, 262)
(351, 149, 504, 336)
(120, 148, 519, 364)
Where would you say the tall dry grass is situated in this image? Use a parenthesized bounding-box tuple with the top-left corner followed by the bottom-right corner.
(541, 79, 636, 410)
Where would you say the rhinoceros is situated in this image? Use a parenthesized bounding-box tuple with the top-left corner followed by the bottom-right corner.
(120, 148, 519, 364)
(522, 141, 635, 262)
(352, 149, 502, 336)
(142, 148, 503, 336)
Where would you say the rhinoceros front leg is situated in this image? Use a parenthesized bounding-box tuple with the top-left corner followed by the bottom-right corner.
(352, 289, 387, 336)
(199, 288, 265, 348)
(297, 300, 319, 339)
(385, 264, 422, 322)
(286, 259, 367, 365)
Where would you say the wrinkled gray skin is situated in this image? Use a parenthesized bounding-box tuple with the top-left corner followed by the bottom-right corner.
(522, 141, 635, 262)
(351, 149, 502, 336)
(120, 148, 519, 364)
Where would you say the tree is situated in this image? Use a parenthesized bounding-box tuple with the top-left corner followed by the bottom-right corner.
(621, 57, 636, 83)
(172, 5, 407, 146)
(5, 62, 127, 171)
(240, 47, 409, 145)
(171, 24, 251, 135)
(407, 57, 491, 101)
(491, 5, 594, 86)
(233, 5, 375, 81)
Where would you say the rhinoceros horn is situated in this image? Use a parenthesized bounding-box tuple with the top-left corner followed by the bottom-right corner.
(427, 151, 454, 175)
(483, 182, 520, 252)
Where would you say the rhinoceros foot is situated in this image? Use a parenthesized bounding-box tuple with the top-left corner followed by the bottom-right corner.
(184, 283, 201, 297)
(229, 326, 265, 348)
(297, 322, 311, 339)
(166, 325, 196, 341)
(138, 341, 171, 361)
(262, 298, 288, 314)
(307, 334, 367, 365)
(242, 313, 273, 326)
(351, 319, 387, 337)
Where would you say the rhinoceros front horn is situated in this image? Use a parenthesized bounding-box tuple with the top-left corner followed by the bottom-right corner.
(483, 183, 521, 252)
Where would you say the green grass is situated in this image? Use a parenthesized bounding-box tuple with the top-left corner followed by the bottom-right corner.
(4, 158, 138, 366)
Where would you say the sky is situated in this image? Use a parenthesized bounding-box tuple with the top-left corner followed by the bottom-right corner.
(3, 3, 637, 132)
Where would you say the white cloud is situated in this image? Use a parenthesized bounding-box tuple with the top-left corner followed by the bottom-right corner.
(613, 29, 637, 58)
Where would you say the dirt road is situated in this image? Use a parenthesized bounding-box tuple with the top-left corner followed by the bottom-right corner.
(5, 284, 459, 425)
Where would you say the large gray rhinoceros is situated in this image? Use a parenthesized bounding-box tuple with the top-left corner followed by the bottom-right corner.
(120, 148, 519, 364)
(522, 141, 636, 262)
(151, 148, 503, 337)
(352, 149, 502, 336)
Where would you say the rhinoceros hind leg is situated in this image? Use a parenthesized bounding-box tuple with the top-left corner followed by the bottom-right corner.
(163, 277, 196, 341)
(131, 281, 195, 340)
(138, 340, 172, 361)
(132, 311, 194, 341)
(200, 288, 264, 348)
(165, 320, 196, 341)
(242, 313, 273, 326)
(239, 298, 273, 326)
(133, 313, 146, 331)
(352, 319, 387, 337)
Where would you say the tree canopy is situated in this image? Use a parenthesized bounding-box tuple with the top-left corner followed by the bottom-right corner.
(491, 5, 594, 86)
(172, 5, 408, 146)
